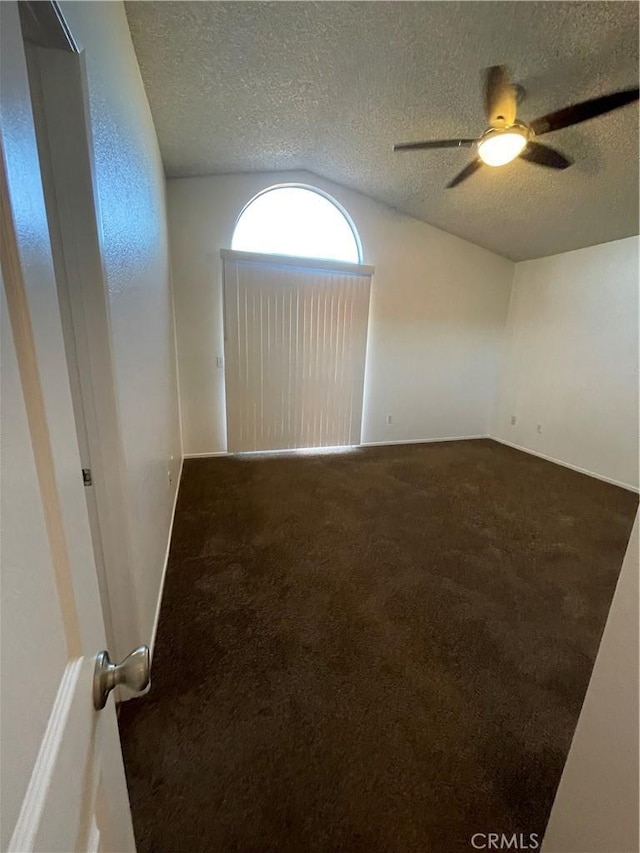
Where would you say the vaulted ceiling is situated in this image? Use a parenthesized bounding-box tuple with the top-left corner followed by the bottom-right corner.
(125, 1, 639, 261)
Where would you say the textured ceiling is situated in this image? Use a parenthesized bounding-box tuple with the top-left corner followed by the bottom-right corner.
(125, 1, 639, 261)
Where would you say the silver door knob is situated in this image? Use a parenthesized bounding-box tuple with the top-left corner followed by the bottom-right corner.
(93, 645, 150, 710)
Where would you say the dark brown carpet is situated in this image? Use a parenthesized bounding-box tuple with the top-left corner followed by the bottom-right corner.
(119, 439, 637, 853)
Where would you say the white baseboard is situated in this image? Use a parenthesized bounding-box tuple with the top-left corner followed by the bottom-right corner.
(149, 455, 184, 660)
(186, 438, 490, 456)
(183, 451, 228, 458)
(362, 435, 489, 447)
(490, 437, 639, 494)
(183, 436, 638, 492)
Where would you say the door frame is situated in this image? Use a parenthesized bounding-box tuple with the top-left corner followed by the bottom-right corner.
(19, 0, 141, 662)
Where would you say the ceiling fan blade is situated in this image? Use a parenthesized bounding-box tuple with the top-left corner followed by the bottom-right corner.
(483, 65, 517, 126)
(530, 86, 639, 135)
(520, 141, 572, 170)
(446, 159, 483, 188)
(393, 138, 475, 152)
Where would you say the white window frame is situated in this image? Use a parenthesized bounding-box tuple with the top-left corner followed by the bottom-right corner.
(231, 183, 365, 265)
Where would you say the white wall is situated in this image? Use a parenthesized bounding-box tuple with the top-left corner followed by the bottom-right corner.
(167, 171, 514, 455)
(494, 236, 639, 490)
(542, 513, 639, 853)
(60, 1, 182, 643)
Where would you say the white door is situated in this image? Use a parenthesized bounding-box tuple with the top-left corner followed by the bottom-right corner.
(1, 3, 137, 850)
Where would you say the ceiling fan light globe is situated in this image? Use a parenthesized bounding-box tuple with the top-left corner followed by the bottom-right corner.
(477, 127, 529, 167)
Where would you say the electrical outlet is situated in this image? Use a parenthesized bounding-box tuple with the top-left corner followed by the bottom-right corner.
(510, 416, 517, 426)
(386, 414, 393, 424)
(536, 423, 543, 434)
(216, 357, 224, 369)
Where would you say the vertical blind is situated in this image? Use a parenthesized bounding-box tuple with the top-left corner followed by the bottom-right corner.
(222, 250, 374, 452)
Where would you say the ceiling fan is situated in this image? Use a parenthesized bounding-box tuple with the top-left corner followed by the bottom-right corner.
(393, 66, 639, 188)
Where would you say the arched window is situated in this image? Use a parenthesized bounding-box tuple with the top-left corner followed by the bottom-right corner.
(231, 185, 362, 264)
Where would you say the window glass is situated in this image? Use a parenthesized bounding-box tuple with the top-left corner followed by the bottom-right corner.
(231, 186, 361, 263)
